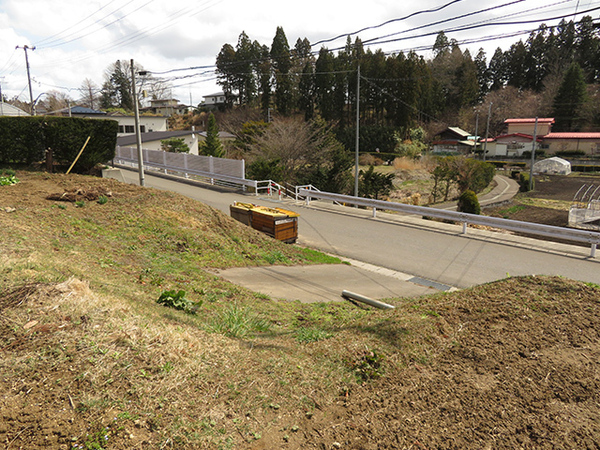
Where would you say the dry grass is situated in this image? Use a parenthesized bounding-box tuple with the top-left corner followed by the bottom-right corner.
(3, 171, 599, 449)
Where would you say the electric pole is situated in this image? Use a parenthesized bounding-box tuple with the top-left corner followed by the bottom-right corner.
(483, 102, 492, 162)
(0, 77, 4, 116)
(354, 65, 360, 198)
(16, 45, 35, 115)
(131, 59, 145, 187)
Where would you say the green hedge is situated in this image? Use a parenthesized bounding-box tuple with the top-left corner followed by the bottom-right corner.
(571, 165, 600, 173)
(0, 116, 118, 173)
(519, 172, 534, 192)
(488, 160, 528, 169)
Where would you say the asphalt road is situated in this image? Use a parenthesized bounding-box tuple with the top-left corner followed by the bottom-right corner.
(115, 168, 600, 290)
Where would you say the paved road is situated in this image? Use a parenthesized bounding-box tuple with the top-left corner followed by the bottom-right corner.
(115, 169, 600, 291)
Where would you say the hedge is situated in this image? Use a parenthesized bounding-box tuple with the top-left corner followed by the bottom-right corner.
(0, 116, 118, 173)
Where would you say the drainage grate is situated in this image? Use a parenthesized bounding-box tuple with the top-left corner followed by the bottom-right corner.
(408, 276, 455, 291)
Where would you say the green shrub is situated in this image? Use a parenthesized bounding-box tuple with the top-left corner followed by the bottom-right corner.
(457, 190, 480, 215)
(555, 149, 585, 157)
(156, 290, 200, 315)
(161, 137, 189, 153)
(518, 172, 534, 192)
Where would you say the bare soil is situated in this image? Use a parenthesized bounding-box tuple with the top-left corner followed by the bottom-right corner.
(1, 171, 600, 449)
(485, 174, 600, 228)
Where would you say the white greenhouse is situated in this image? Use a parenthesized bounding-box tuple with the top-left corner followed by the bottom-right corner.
(533, 156, 571, 175)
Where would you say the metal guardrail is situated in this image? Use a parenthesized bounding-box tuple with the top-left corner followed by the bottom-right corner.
(298, 188, 600, 258)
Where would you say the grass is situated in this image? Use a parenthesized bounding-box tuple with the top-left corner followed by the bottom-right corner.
(2, 171, 599, 448)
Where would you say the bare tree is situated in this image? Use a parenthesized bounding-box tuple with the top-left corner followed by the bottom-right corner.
(38, 90, 72, 114)
(248, 117, 349, 187)
(79, 78, 99, 109)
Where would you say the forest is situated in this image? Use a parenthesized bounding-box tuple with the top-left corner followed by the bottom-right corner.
(214, 16, 600, 146)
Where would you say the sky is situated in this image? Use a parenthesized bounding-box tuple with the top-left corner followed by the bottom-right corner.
(1, 0, 598, 110)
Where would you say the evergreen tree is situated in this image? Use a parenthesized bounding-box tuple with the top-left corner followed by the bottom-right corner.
(234, 31, 258, 104)
(524, 24, 552, 91)
(298, 62, 315, 121)
(256, 44, 272, 119)
(552, 62, 588, 131)
(200, 113, 225, 157)
(506, 41, 527, 89)
(315, 47, 336, 121)
(474, 49, 489, 100)
(216, 44, 237, 108)
(100, 60, 134, 111)
(454, 50, 479, 108)
(575, 16, 600, 83)
(488, 47, 507, 90)
(270, 27, 292, 115)
(433, 31, 450, 59)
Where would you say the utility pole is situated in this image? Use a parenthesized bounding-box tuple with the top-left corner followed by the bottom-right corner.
(354, 65, 360, 197)
(483, 102, 492, 162)
(16, 45, 35, 115)
(474, 113, 479, 154)
(131, 59, 145, 187)
(529, 117, 538, 192)
(0, 77, 4, 116)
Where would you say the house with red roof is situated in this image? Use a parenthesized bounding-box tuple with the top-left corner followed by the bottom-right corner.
(484, 118, 600, 157)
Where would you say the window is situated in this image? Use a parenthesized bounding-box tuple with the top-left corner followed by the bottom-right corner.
(118, 125, 125, 133)
(124, 125, 135, 133)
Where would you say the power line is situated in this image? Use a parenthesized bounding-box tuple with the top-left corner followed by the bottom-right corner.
(361, 0, 566, 46)
(311, 0, 468, 47)
(33, 0, 123, 47)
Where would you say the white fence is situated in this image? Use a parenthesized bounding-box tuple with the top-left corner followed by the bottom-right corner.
(299, 188, 600, 258)
(113, 146, 256, 190)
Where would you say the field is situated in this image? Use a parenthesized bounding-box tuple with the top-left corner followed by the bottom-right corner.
(485, 174, 600, 230)
(1, 171, 600, 449)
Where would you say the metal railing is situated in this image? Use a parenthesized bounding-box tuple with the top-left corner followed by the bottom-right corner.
(255, 181, 323, 201)
(298, 188, 600, 258)
(113, 147, 257, 191)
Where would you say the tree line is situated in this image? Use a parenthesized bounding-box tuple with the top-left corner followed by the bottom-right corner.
(215, 17, 600, 136)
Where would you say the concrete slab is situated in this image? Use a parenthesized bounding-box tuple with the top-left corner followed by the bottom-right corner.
(102, 168, 126, 182)
(212, 263, 443, 303)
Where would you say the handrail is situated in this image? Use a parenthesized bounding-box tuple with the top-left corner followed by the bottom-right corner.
(298, 188, 600, 258)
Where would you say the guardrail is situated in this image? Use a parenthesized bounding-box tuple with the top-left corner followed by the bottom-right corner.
(298, 188, 600, 258)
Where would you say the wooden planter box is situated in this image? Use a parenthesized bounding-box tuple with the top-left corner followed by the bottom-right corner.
(230, 202, 299, 243)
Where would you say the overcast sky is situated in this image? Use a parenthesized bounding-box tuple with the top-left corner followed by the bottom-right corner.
(1, 0, 598, 109)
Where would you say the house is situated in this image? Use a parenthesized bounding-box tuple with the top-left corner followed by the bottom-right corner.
(47, 106, 168, 137)
(141, 99, 189, 117)
(498, 118, 600, 156)
(203, 92, 227, 107)
(432, 127, 475, 154)
(542, 132, 600, 155)
(0, 103, 30, 116)
(486, 133, 542, 157)
(106, 111, 168, 136)
(117, 131, 200, 155)
(504, 118, 555, 136)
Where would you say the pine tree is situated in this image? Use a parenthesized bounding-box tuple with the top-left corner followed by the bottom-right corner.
(200, 113, 225, 157)
(234, 32, 258, 104)
(270, 27, 292, 115)
(552, 62, 588, 131)
(216, 44, 237, 108)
